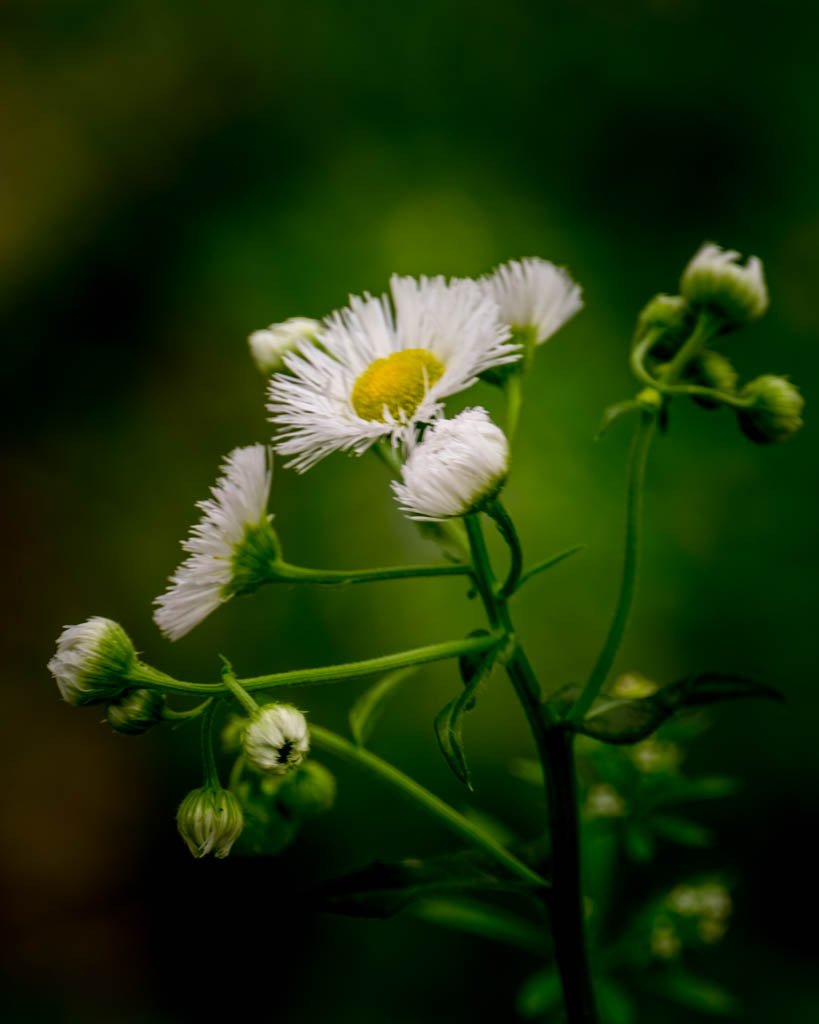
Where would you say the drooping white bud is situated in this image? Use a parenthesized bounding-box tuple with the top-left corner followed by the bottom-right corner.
(243, 703, 310, 775)
(48, 617, 136, 706)
(680, 243, 769, 327)
(392, 408, 509, 521)
(248, 317, 322, 375)
(176, 785, 244, 859)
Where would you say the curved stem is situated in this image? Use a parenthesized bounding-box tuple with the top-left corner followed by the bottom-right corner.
(271, 560, 472, 585)
(161, 698, 213, 722)
(221, 671, 259, 715)
(200, 700, 220, 788)
(309, 722, 547, 890)
(567, 411, 656, 725)
(485, 499, 523, 599)
(130, 633, 502, 697)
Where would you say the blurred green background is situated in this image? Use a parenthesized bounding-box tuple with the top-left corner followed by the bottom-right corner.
(2, 1, 817, 1020)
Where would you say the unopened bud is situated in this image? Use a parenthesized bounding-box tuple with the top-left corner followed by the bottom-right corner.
(248, 317, 321, 375)
(738, 375, 804, 444)
(635, 294, 692, 358)
(176, 785, 244, 859)
(48, 617, 137, 707)
(243, 703, 310, 775)
(277, 760, 337, 819)
(105, 688, 165, 735)
(681, 243, 768, 328)
(686, 350, 739, 409)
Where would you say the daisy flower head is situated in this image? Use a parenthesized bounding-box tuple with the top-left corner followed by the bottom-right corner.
(267, 274, 519, 472)
(392, 407, 509, 521)
(681, 243, 768, 328)
(248, 317, 321, 375)
(48, 616, 137, 706)
(243, 703, 310, 775)
(153, 445, 278, 641)
(487, 257, 583, 350)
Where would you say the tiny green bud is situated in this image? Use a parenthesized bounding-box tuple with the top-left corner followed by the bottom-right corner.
(635, 293, 693, 358)
(277, 760, 337, 819)
(680, 242, 769, 329)
(248, 317, 321, 375)
(48, 617, 137, 706)
(105, 688, 165, 735)
(635, 387, 663, 411)
(243, 703, 310, 775)
(737, 375, 804, 444)
(686, 350, 739, 409)
(176, 785, 244, 859)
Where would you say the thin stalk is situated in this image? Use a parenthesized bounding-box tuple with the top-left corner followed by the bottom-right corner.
(200, 700, 220, 788)
(310, 723, 547, 890)
(161, 698, 213, 722)
(485, 499, 523, 599)
(568, 411, 656, 725)
(271, 560, 472, 585)
(130, 633, 502, 696)
(505, 372, 524, 441)
(221, 672, 259, 715)
(660, 311, 713, 384)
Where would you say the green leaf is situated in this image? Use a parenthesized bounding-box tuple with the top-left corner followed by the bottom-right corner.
(658, 970, 739, 1015)
(597, 399, 642, 439)
(508, 757, 544, 787)
(650, 814, 713, 847)
(312, 848, 533, 918)
(577, 696, 668, 744)
(410, 896, 546, 953)
(517, 968, 563, 1019)
(435, 633, 496, 789)
(348, 666, 419, 746)
(660, 672, 785, 711)
(517, 544, 586, 590)
(597, 978, 636, 1024)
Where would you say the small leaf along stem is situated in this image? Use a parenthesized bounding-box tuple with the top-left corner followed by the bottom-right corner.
(309, 723, 548, 890)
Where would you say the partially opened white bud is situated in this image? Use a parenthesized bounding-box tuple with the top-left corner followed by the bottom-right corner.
(487, 257, 583, 347)
(176, 785, 244, 859)
(243, 703, 310, 775)
(248, 318, 321, 375)
(48, 617, 136, 706)
(392, 408, 509, 521)
(680, 243, 769, 327)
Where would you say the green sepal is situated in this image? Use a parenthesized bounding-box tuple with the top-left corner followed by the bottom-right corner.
(312, 847, 537, 919)
(225, 518, 281, 597)
(348, 666, 419, 746)
(434, 630, 495, 789)
(563, 673, 784, 745)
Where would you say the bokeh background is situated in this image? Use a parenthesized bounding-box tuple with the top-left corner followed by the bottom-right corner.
(2, 1, 818, 1021)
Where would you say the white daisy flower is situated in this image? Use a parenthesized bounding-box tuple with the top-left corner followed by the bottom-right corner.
(176, 785, 244, 859)
(154, 445, 278, 641)
(267, 274, 519, 472)
(243, 703, 310, 775)
(48, 616, 137, 706)
(487, 257, 583, 347)
(681, 242, 769, 327)
(248, 317, 321, 375)
(392, 407, 509, 521)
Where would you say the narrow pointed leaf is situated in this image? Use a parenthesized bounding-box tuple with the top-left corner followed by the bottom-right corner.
(597, 399, 642, 439)
(659, 672, 785, 710)
(517, 544, 586, 590)
(435, 635, 496, 788)
(410, 897, 546, 953)
(349, 666, 419, 746)
(658, 970, 739, 1015)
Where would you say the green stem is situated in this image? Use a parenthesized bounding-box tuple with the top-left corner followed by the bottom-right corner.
(660, 311, 713, 384)
(568, 411, 656, 725)
(505, 372, 524, 440)
(130, 634, 502, 697)
(309, 723, 547, 889)
(271, 560, 472, 585)
(161, 698, 213, 722)
(200, 700, 220, 788)
(221, 672, 259, 715)
(485, 499, 523, 599)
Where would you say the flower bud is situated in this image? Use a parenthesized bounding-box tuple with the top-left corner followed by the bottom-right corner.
(248, 317, 321, 375)
(738, 375, 804, 444)
(243, 703, 310, 775)
(176, 785, 244, 859)
(680, 242, 769, 328)
(277, 760, 337, 819)
(105, 688, 165, 735)
(392, 407, 509, 521)
(48, 617, 137, 706)
(686, 350, 739, 409)
(635, 294, 692, 358)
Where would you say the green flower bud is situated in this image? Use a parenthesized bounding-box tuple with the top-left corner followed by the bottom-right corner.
(243, 703, 310, 775)
(277, 761, 337, 819)
(686, 350, 739, 409)
(221, 713, 248, 754)
(248, 317, 321, 375)
(48, 617, 137, 706)
(635, 293, 693, 358)
(105, 688, 165, 735)
(176, 785, 244, 859)
(738, 375, 804, 444)
(681, 242, 768, 329)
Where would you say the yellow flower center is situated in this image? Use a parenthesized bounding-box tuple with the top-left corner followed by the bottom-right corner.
(351, 348, 445, 422)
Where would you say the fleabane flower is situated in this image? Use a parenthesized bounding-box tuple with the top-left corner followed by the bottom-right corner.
(153, 445, 278, 641)
(176, 785, 244, 859)
(48, 617, 136, 706)
(487, 257, 583, 350)
(267, 274, 519, 471)
(392, 407, 509, 521)
(243, 703, 310, 775)
(681, 243, 769, 327)
(248, 317, 321, 375)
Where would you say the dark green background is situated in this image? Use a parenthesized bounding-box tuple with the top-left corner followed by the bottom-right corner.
(2, 1, 817, 1020)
